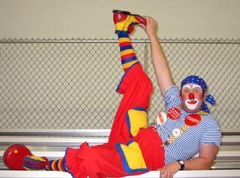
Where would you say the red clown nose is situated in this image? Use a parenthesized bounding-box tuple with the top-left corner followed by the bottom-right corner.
(189, 93, 195, 99)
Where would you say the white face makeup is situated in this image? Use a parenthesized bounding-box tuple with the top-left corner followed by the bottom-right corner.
(181, 84, 204, 112)
(185, 98, 199, 110)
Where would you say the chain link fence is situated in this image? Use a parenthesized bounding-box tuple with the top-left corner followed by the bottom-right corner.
(0, 38, 239, 130)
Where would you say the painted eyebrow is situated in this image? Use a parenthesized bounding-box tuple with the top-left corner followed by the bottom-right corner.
(192, 85, 201, 89)
(182, 84, 201, 89)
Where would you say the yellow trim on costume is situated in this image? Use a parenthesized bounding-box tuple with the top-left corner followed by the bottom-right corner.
(29, 155, 46, 161)
(58, 159, 64, 171)
(121, 49, 135, 56)
(123, 60, 138, 70)
(166, 124, 190, 144)
(119, 37, 131, 43)
(119, 141, 147, 171)
(198, 111, 208, 116)
(127, 108, 148, 137)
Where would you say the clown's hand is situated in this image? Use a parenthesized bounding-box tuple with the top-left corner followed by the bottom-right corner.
(159, 161, 180, 178)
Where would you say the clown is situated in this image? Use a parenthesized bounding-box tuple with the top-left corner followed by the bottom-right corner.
(3, 10, 221, 178)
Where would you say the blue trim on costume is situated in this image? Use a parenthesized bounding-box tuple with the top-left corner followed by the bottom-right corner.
(63, 148, 74, 177)
(48, 160, 53, 170)
(133, 107, 148, 112)
(116, 62, 140, 92)
(120, 45, 133, 51)
(117, 31, 129, 38)
(62, 156, 68, 171)
(126, 112, 131, 136)
(121, 56, 137, 64)
(115, 140, 149, 174)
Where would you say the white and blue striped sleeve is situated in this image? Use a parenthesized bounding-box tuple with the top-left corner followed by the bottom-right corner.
(163, 85, 182, 111)
(200, 118, 222, 147)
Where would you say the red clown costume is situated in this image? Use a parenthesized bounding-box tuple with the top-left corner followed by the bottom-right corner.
(64, 62, 165, 177)
(3, 10, 165, 178)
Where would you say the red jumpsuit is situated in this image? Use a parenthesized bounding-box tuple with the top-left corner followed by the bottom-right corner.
(64, 63, 165, 178)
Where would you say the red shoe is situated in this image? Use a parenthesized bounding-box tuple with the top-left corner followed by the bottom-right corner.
(113, 10, 146, 34)
(3, 144, 33, 170)
(3, 144, 48, 170)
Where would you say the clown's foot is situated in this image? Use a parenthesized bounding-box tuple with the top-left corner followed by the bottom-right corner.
(22, 155, 49, 170)
(3, 144, 48, 170)
(113, 10, 146, 35)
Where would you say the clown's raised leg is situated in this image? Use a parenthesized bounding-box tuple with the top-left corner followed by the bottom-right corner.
(3, 10, 165, 177)
(108, 10, 151, 144)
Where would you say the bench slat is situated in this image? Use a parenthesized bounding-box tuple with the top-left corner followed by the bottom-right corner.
(0, 170, 240, 178)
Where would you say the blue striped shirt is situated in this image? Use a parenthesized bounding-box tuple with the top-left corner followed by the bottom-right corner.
(154, 85, 221, 164)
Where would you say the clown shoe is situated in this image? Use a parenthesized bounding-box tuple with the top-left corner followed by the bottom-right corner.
(113, 10, 147, 34)
(3, 144, 48, 170)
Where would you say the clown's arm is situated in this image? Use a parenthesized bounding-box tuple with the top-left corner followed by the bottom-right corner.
(144, 17, 174, 96)
(184, 144, 219, 169)
(159, 144, 219, 178)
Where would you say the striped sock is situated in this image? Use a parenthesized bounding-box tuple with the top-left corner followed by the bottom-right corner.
(118, 31, 139, 72)
(46, 158, 68, 172)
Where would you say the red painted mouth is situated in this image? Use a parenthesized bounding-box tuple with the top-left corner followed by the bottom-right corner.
(187, 100, 197, 105)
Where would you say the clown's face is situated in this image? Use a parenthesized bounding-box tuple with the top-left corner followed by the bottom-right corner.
(180, 84, 205, 113)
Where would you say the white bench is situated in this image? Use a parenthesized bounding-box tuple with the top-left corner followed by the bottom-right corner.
(0, 170, 240, 178)
(0, 129, 240, 177)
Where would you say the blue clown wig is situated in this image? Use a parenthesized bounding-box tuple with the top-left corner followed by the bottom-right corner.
(181, 75, 216, 113)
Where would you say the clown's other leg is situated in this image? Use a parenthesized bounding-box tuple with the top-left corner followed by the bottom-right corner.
(64, 142, 129, 178)
(24, 157, 68, 171)
(64, 141, 153, 178)
(108, 11, 152, 144)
